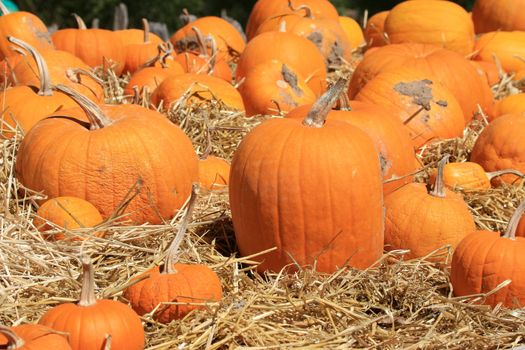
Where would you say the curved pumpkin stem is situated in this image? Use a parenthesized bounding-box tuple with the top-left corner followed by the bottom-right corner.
(73, 13, 88, 30)
(180, 8, 195, 26)
(163, 184, 200, 275)
(288, 1, 313, 19)
(141, 42, 173, 69)
(0, 1, 10, 15)
(430, 154, 450, 198)
(205, 35, 218, 75)
(503, 199, 525, 240)
(0, 325, 25, 349)
(142, 18, 150, 43)
(487, 169, 525, 181)
(191, 26, 208, 57)
(303, 78, 347, 128)
(54, 84, 112, 130)
(78, 255, 97, 307)
(7, 36, 53, 96)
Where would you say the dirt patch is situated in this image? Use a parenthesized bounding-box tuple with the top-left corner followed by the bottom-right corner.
(281, 64, 303, 96)
(394, 79, 434, 110)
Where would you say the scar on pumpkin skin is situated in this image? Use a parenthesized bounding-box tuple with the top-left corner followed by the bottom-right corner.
(281, 64, 303, 96)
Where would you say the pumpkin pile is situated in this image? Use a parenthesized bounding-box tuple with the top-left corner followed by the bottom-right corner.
(1, 0, 525, 348)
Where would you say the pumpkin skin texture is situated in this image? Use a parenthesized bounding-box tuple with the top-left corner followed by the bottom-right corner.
(246, 0, 339, 40)
(16, 93, 198, 225)
(474, 31, 525, 73)
(287, 101, 418, 195)
(151, 73, 244, 111)
(470, 60, 500, 87)
(470, 114, 525, 185)
(0, 324, 72, 350)
(123, 64, 184, 97)
(364, 11, 389, 48)
(338, 16, 365, 49)
(518, 216, 525, 238)
(174, 51, 232, 82)
(348, 43, 493, 122)
(493, 93, 525, 119)
(384, 0, 475, 55)
(199, 156, 230, 190)
(34, 196, 104, 241)
(472, 0, 525, 33)
(239, 60, 316, 117)
(236, 31, 327, 96)
(230, 80, 384, 273)
(39, 257, 145, 350)
(355, 68, 465, 148)
(384, 157, 476, 260)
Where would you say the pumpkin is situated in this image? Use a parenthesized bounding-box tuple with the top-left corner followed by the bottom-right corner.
(122, 19, 165, 74)
(287, 99, 418, 195)
(123, 66, 184, 98)
(239, 60, 316, 116)
(472, 0, 525, 33)
(254, 6, 352, 66)
(245, 0, 339, 40)
(0, 3, 53, 59)
(348, 43, 493, 122)
(451, 199, 525, 308)
(470, 114, 525, 185)
(384, 155, 476, 260)
(0, 324, 72, 350)
(170, 16, 245, 62)
(0, 53, 25, 87)
(34, 196, 104, 241)
(16, 85, 198, 224)
(151, 73, 244, 111)
(199, 156, 230, 190)
(236, 31, 327, 96)
(123, 185, 223, 323)
(338, 16, 365, 49)
(114, 18, 163, 47)
(474, 31, 525, 73)
(0, 37, 77, 138)
(52, 14, 126, 76)
(428, 161, 524, 190)
(230, 79, 384, 273)
(39, 256, 145, 350)
(470, 60, 501, 87)
(364, 11, 389, 48)
(493, 93, 525, 119)
(384, 0, 475, 55)
(354, 68, 465, 148)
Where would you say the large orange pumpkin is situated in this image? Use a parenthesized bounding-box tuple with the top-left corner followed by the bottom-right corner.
(384, 0, 475, 55)
(16, 85, 198, 224)
(451, 199, 525, 308)
(472, 0, 525, 33)
(230, 79, 384, 273)
(474, 31, 525, 73)
(364, 11, 389, 48)
(0, 324, 72, 350)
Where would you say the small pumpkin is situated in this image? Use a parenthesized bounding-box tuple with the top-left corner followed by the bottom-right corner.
(122, 19, 166, 74)
(0, 324, 72, 350)
(123, 185, 223, 323)
(338, 16, 365, 49)
(472, 0, 525, 33)
(34, 196, 104, 241)
(451, 198, 525, 308)
(474, 31, 525, 73)
(384, 155, 476, 260)
(493, 93, 525, 119)
(114, 18, 163, 47)
(39, 256, 145, 350)
(364, 11, 389, 48)
(199, 156, 230, 190)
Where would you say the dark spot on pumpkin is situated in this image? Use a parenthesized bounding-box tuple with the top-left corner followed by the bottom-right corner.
(281, 64, 303, 96)
(307, 31, 323, 48)
(175, 37, 200, 53)
(97, 166, 106, 173)
(421, 114, 431, 123)
(394, 79, 434, 110)
(436, 100, 448, 107)
(327, 40, 344, 66)
(379, 152, 392, 176)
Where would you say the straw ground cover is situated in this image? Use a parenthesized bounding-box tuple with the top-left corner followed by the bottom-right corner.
(0, 64, 525, 349)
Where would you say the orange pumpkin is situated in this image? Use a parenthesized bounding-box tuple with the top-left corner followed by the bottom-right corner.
(198, 156, 230, 190)
(16, 86, 198, 224)
(114, 18, 163, 47)
(122, 19, 165, 74)
(236, 31, 327, 96)
(338, 16, 365, 49)
(470, 114, 525, 185)
(364, 11, 389, 48)
(34, 196, 104, 241)
(384, 155, 476, 260)
(151, 73, 244, 111)
(348, 43, 493, 122)
(239, 60, 316, 116)
(123, 65, 184, 98)
(493, 94, 525, 120)
(0, 324, 72, 350)
(39, 256, 145, 350)
(470, 60, 501, 87)
(0, 53, 25, 87)
(472, 0, 525, 33)
(451, 199, 525, 308)
(354, 68, 465, 148)
(384, 0, 475, 55)
(52, 15, 126, 75)
(230, 79, 384, 273)
(474, 31, 525, 73)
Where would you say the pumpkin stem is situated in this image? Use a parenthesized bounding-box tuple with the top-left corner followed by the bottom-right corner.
(0, 1, 10, 15)
(504, 198, 525, 239)
(191, 26, 208, 57)
(7, 36, 53, 96)
(141, 42, 173, 69)
(180, 8, 195, 26)
(430, 154, 450, 198)
(303, 79, 347, 128)
(142, 18, 150, 43)
(54, 84, 112, 130)
(288, 1, 313, 18)
(338, 92, 352, 111)
(163, 184, 200, 275)
(73, 13, 88, 30)
(205, 35, 218, 74)
(78, 255, 97, 307)
(0, 325, 25, 349)
(278, 20, 287, 32)
(487, 169, 525, 181)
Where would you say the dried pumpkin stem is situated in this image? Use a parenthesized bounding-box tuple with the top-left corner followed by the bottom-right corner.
(430, 154, 450, 198)
(54, 84, 112, 130)
(0, 325, 25, 349)
(303, 78, 347, 128)
(503, 199, 525, 239)
(0, 1, 10, 15)
(487, 169, 525, 181)
(191, 26, 208, 57)
(338, 92, 352, 111)
(142, 18, 150, 43)
(164, 184, 200, 275)
(73, 13, 88, 30)
(7, 36, 53, 96)
(180, 8, 194, 26)
(205, 35, 218, 74)
(78, 255, 97, 307)
(288, 1, 313, 18)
